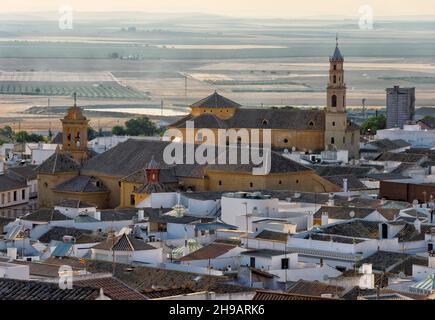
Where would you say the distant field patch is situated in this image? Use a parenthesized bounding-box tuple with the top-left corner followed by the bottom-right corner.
(0, 81, 148, 99)
(204, 79, 308, 86)
(378, 76, 435, 83)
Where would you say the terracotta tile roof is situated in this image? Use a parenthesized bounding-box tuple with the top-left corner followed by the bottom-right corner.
(0, 278, 99, 300)
(38, 226, 92, 243)
(142, 287, 195, 299)
(36, 150, 81, 174)
(323, 174, 368, 191)
(374, 152, 427, 163)
(255, 230, 289, 242)
(0, 174, 27, 192)
(93, 234, 157, 251)
(75, 277, 147, 300)
(286, 280, 345, 297)
(179, 243, 236, 261)
(53, 175, 108, 193)
(253, 290, 338, 300)
(22, 208, 71, 222)
(84, 260, 252, 294)
(314, 206, 374, 220)
(190, 91, 241, 109)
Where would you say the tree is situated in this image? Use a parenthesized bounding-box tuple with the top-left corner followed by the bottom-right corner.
(361, 114, 386, 135)
(2, 126, 13, 139)
(15, 131, 44, 143)
(87, 127, 98, 140)
(112, 125, 126, 136)
(421, 115, 435, 122)
(124, 116, 160, 136)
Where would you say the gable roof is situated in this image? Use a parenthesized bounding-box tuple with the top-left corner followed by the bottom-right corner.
(253, 290, 337, 300)
(92, 233, 157, 251)
(38, 226, 93, 243)
(174, 108, 325, 131)
(82, 139, 312, 179)
(178, 242, 236, 261)
(36, 150, 81, 174)
(286, 280, 345, 297)
(8, 165, 37, 181)
(0, 278, 99, 300)
(374, 152, 427, 163)
(190, 91, 241, 109)
(53, 175, 108, 193)
(323, 174, 368, 191)
(75, 276, 147, 300)
(22, 208, 71, 222)
(0, 174, 27, 192)
(314, 206, 375, 220)
(55, 199, 96, 208)
(255, 229, 289, 242)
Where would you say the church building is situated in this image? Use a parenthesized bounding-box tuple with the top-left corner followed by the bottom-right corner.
(170, 40, 360, 159)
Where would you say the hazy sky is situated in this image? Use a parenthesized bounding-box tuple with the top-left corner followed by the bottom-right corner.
(2, 0, 435, 18)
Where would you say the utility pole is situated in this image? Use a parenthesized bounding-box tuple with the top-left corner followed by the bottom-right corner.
(362, 98, 366, 121)
(243, 202, 249, 248)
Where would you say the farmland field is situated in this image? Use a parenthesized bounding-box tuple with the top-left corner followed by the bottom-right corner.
(0, 12, 433, 133)
(0, 81, 148, 99)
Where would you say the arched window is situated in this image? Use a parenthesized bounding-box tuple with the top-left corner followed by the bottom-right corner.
(332, 121, 336, 127)
(333, 64, 337, 70)
(331, 95, 337, 108)
(333, 75, 336, 83)
(331, 137, 335, 144)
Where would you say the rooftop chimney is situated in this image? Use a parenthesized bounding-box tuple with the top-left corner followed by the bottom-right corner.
(138, 209, 144, 221)
(343, 178, 348, 193)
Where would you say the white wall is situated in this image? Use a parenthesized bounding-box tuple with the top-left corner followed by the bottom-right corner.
(0, 263, 30, 280)
(221, 195, 279, 228)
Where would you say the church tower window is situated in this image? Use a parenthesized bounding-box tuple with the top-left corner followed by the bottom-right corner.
(331, 137, 335, 144)
(331, 95, 337, 107)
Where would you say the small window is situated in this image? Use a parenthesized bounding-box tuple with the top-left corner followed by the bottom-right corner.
(44, 182, 48, 188)
(279, 180, 282, 185)
(218, 180, 222, 186)
(262, 119, 269, 125)
(13, 191, 17, 202)
(250, 182, 253, 188)
(281, 258, 289, 270)
(250, 257, 256, 268)
(130, 195, 135, 206)
(331, 95, 337, 108)
(332, 121, 335, 126)
(343, 136, 346, 144)
(118, 181, 121, 187)
(283, 138, 289, 144)
(331, 137, 335, 144)
(309, 121, 314, 127)
(22, 189, 25, 200)
(296, 179, 300, 184)
(333, 75, 336, 83)
(333, 64, 337, 70)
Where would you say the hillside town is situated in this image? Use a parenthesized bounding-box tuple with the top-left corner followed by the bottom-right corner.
(0, 41, 434, 301)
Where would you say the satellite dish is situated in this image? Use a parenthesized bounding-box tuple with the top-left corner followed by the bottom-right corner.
(349, 211, 355, 218)
(292, 146, 296, 152)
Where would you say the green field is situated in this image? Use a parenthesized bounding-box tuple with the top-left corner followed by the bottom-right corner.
(0, 81, 148, 99)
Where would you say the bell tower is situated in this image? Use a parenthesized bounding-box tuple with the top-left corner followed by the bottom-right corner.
(61, 93, 89, 162)
(325, 36, 348, 150)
